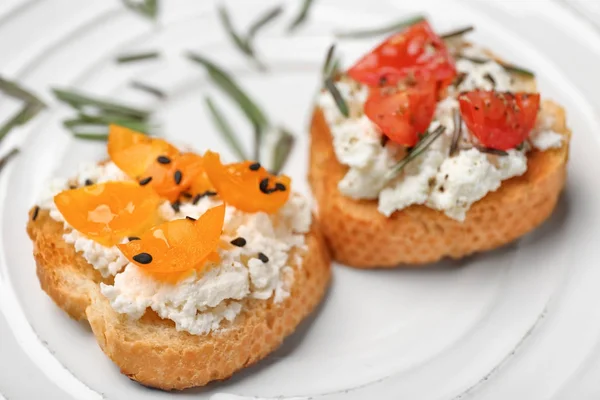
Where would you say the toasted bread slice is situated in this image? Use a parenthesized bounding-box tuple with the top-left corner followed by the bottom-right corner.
(309, 100, 569, 268)
(27, 209, 331, 390)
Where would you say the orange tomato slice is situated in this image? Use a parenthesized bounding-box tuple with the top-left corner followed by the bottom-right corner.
(203, 151, 290, 214)
(108, 125, 179, 179)
(108, 125, 215, 203)
(54, 181, 161, 246)
(118, 204, 225, 282)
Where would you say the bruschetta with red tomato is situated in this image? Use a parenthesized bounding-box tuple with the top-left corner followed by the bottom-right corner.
(310, 19, 569, 268)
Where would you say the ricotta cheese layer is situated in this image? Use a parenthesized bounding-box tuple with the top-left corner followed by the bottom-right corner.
(317, 50, 564, 221)
(38, 161, 312, 335)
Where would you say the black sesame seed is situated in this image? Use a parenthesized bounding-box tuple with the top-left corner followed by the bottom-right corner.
(249, 162, 261, 171)
(259, 178, 270, 194)
(32, 206, 40, 221)
(174, 170, 182, 185)
(192, 194, 202, 205)
(230, 237, 247, 247)
(171, 201, 181, 213)
(84, 179, 93, 186)
(275, 182, 286, 192)
(133, 252, 152, 264)
(139, 176, 152, 186)
(157, 155, 171, 164)
(205, 190, 217, 197)
(257, 252, 269, 263)
(181, 192, 192, 199)
(128, 236, 141, 241)
(186, 216, 197, 221)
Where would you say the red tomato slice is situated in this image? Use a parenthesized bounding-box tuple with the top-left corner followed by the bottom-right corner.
(364, 81, 437, 146)
(347, 20, 456, 89)
(458, 91, 540, 150)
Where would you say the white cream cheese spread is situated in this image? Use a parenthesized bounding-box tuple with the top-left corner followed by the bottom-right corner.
(317, 48, 564, 221)
(37, 161, 312, 335)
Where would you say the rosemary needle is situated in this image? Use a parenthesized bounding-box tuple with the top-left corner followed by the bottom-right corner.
(247, 6, 283, 42)
(186, 52, 269, 129)
(271, 128, 295, 175)
(130, 81, 167, 99)
(387, 125, 445, 180)
(122, 0, 158, 20)
(335, 15, 425, 39)
(0, 102, 45, 140)
(204, 96, 249, 161)
(449, 110, 462, 157)
(460, 56, 535, 77)
(322, 44, 336, 79)
(440, 26, 474, 40)
(324, 77, 349, 117)
(116, 51, 160, 64)
(288, 0, 315, 33)
(0, 148, 19, 172)
(52, 88, 150, 120)
(0, 77, 46, 106)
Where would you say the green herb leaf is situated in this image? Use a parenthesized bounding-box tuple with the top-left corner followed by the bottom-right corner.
(271, 128, 295, 175)
(288, 0, 315, 33)
(116, 51, 160, 64)
(73, 133, 110, 141)
(204, 96, 249, 161)
(0, 102, 45, 140)
(322, 44, 336, 79)
(130, 81, 166, 99)
(247, 6, 283, 41)
(52, 88, 151, 120)
(122, 0, 158, 20)
(186, 52, 270, 129)
(0, 77, 46, 106)
(460, 55, 535, 77)
(387, 125, 445, 179)
(218, 5, 265, 70)
(440, 26, 474, 40)
(475, 146, 508, 156)
(64, 118, 153, 134)
(324, 77, 349, 117)
(335, 14, 425, 39)
(449, 110, 462, 156)
(0, 148, 19, 172)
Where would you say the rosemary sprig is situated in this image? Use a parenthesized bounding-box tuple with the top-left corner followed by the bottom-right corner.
(387, 125, 445, 179)
(122, 0, 158, 20)
(0, 148, 19, 172)
(440, 26, 474, 40)
(287, 0, 315, 33)
(52, 88, 150, 120)
(475, 146, 508, 156)
(64, 119, 152, 134)
(130, 81, 167, 99)
(324, 77, 349, 117)
(205, 96, 249, 161)
(335, 15, 425, 39)
(449, 110, 462, 156)
(271, 128, 295, 174)
(460, 56, 535, 77)
(186, 52, 269, 129)
(116, 51, 160, 64)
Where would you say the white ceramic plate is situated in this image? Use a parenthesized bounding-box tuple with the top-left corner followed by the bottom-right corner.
(2, 0, 600, 398)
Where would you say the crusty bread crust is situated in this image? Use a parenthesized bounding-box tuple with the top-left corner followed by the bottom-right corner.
(27, 209, 331, 390)
(308, 100, 569, 268)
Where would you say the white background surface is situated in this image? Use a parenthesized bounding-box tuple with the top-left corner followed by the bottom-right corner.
(2, 0, 600, 399)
